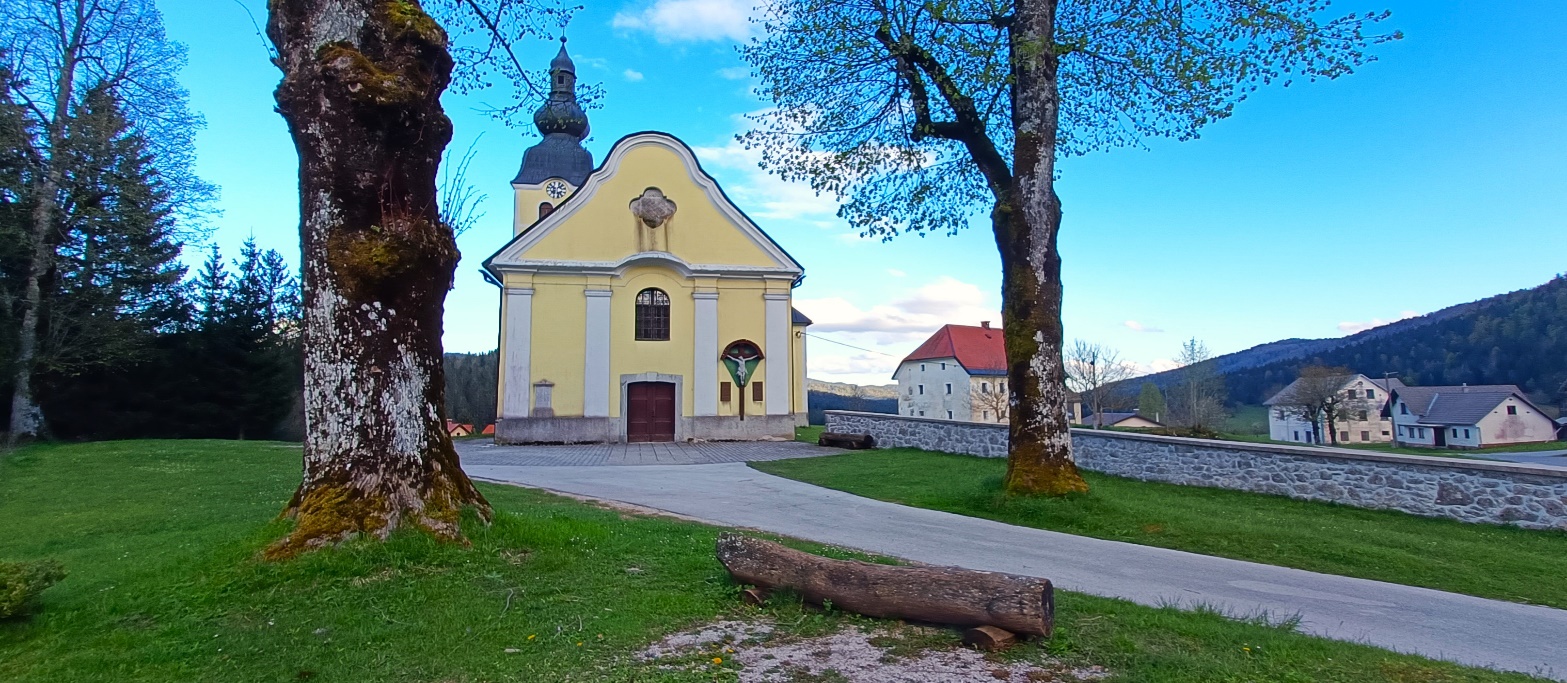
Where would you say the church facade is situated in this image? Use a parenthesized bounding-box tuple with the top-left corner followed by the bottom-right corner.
(484, 42, 810, 443)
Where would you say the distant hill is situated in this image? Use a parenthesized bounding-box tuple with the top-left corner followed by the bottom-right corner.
(1137, 274, 1567, 408)
(806, 379, 898, 425)
(808, 379, 900, 399)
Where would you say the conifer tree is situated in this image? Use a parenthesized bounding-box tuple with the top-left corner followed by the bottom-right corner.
(1137, 382, 1167, 424)
(42, 86, 187, 377)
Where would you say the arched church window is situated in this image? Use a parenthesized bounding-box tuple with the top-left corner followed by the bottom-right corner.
(635, 288, 670, 341)
(538, 202, 554, 219)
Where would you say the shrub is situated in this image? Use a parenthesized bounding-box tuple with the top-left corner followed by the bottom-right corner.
(0, 559, 66, 619)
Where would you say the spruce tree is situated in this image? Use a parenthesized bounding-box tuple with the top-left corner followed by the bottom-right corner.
(1137, 382, 1168, 424)
(44, 86, 187, 375)
(30, 86, 189, 438)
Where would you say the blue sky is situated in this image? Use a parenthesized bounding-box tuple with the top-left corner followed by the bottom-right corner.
(160, 0, 1567, 386)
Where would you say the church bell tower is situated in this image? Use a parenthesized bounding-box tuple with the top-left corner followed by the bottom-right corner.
(512, 38, 593, 234)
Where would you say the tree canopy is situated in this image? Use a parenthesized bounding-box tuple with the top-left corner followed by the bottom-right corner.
(741, 0, 1399, 239)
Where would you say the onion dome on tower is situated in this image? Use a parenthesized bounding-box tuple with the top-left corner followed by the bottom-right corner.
(512, 38, 593, 186)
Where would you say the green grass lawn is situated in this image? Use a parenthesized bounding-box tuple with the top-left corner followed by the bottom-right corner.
(1222, 404, 1271, 436)
(0, 440, 1549, 682)
(796, 424, 825, 443)
(752, 449, 1567, 610)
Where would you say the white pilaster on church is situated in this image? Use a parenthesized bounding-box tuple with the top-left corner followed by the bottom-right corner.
(763, 293, 791, 416)
(500, 288, 534, 418)
(583, 289, 613, 417)
(693, 291, 720, 416)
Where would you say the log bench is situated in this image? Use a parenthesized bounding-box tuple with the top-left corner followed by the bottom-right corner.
(818, 432, 876, 449)
(715, 533, 1052, 645)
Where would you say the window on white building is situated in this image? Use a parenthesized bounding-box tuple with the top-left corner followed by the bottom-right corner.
(946, 411, 954, 419)
(1400, 404, 1408, 415)
(999, 381, 1006, 393)
(1358, 410, 1368, 421)
(983, 410, 990, 419)
(981, 382, 991, 394)
(945, 383, 952, 394)
(1464, 428, 1471, 438)
(1507, 405, 1518, 415)
(918, 385, 925, 395)
(1367, 389, 1376, 399)
(1361, 431, 1370, 441)
(918, 411, 925, 416)
(940, 362, 947, 370)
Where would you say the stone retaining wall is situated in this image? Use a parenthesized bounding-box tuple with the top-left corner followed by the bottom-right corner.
(824, 410, 1567, 531)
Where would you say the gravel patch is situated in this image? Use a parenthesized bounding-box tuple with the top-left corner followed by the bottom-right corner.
(640, 620, 1109, 682)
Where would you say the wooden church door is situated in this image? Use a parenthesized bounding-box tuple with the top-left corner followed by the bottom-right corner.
(626, 382, 676, 442)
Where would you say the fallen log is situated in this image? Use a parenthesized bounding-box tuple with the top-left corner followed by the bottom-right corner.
(818, 432, 876, 449)
(715, 533, 1053, 637)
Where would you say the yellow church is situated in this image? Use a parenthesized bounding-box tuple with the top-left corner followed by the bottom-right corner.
(483, 41, 810, 443)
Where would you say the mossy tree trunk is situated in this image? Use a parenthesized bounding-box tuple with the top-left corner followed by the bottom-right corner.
(999, 0, 1087, 496)
(873, 0, 1087, 496)
(265, 0, 490, 558)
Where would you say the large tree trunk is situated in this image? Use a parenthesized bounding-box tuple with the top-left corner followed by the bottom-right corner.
(265, 0, 489, 558)
(6, 43, 79, 448)
(998, 0, 1087, 496)
(716, 534, 1054, 637)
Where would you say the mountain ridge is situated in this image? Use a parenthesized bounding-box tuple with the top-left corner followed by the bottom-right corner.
(1137, 275, 1567, 406)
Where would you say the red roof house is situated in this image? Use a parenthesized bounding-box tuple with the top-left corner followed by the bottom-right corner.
(897, 322, 1008, 377)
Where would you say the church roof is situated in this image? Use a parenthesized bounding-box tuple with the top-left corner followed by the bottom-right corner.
(550, 41, 576, 73)
(513, 134, 593, 185)
(898, 324, 1007, 377)
(515, 38, 591, 185)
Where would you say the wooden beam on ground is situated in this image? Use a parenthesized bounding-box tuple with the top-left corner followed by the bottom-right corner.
(818, 432, 876, 449)
(715, 533, 1053, 637)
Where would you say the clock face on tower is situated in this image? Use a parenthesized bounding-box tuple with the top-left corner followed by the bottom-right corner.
(545, 180, 568, 199)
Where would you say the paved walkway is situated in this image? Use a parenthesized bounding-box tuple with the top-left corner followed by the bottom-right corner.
(465, 454, 1567, 680)
(457, 439, 843, 467)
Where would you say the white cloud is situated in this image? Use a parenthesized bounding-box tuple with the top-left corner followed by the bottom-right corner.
(1337, 310, 1418, 335)
(690, 138, 843, 223)
(611, 0, 756, 42)
(717, 66, 750, 80)
(1139, 358, 1180, 375)
(796, 276, 1000, 344)
(809, 352, 898, 378)
(1124, 319, 1163, 333)
(886, 268, 906, 277)
(623, 69, 645, 81)
(575, 56, 610, 70)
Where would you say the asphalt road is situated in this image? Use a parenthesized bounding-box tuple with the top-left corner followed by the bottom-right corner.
(469, 461, 1567, 681)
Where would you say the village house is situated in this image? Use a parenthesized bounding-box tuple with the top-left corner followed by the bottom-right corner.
(1084, 412, 1164, 429)
(1264, 374, 1403, 444)
(484, 42, 810, 443)
(1388, 384, 1557, 448)
(894, 323, 1086, 424)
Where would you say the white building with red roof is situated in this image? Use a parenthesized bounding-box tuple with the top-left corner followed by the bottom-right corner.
(894, 322, 1084, 424)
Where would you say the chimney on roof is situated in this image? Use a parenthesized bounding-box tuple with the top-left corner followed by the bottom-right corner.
(981, 321, 991, 329)
(1462, 383, 1469, 393)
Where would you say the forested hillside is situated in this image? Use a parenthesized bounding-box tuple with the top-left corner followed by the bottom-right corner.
(443, 351, 498, 427)
(1215, 275, 1567, 407)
